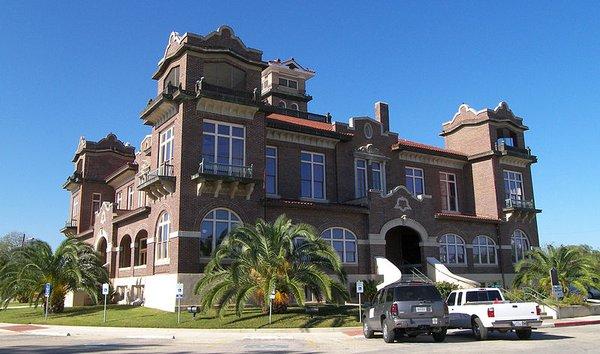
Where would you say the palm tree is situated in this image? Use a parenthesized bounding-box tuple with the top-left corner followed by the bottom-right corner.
(513, 245, 600, 296)
(194, 214, 349, 316)
(0, 238, 108, 313)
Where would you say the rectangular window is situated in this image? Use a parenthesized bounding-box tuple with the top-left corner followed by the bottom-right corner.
(405, 167, 425, 196)
(202, 120, 246, 175)
(127, 185, 134, 210)
(137, 191, 146, 208)
(503, 170, 524, 201)
(91, 193, 101, 222)
(355, 159, 368, 198)
(371, 162, 384, 192)
(204, 62, 246, 91)
(278, 77, 298, 89)
(163, 66, 179, 90)
(159, 126, 174, 169)
(115, 192, 122, 209)
(440, 172, 459, 212)
(301, 151, 325, 200)
(71, 195, 79, 220)
(266, 146, 277, 195)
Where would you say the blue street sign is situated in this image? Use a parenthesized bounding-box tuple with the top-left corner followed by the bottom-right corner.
(44, 283, 51, 297)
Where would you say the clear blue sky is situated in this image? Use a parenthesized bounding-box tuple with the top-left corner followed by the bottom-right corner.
(1, 1, 599, 248)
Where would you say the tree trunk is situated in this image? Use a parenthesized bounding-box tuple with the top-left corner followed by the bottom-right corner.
(48, 286, 66, 313)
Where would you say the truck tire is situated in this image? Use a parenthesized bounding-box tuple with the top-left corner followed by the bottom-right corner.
(432, 328, 447, 342)
(382, 320, 396, 343)
(516, 329, 532, 340)
(472, 317, 488, 340)
(363, 320, 375, 339)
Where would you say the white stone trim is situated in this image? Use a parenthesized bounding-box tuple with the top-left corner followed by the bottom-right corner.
(499, 155, 531, 168)
(146, 237, 155, 244)
(500, 245, 512, 250)
(267, 128, 337, 149)
(399, 150, 465, 169)
(134, 265, 147, 270)
(155, 257, 170, 266)
(170, 231, 201, 238)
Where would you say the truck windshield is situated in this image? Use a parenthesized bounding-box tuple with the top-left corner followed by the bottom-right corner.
(394, 286, 442, 301)
(465, 290, 503, 302)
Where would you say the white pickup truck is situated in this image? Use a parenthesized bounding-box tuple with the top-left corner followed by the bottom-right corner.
(446, 288, 542, 340)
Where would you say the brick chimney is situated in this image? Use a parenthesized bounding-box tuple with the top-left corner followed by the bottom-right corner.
(374, 101, 389, 132)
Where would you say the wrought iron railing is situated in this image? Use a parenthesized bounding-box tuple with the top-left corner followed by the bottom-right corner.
(64, 219, 78, 228)
(198, 159, 253, 178)
(265, 105, 331, 123)
(495, 140, 532, 155)
(505, 198, 536, 209)
(138, 163, 174, 186)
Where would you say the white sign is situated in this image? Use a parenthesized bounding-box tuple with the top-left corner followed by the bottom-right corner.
(102, 283, 109, 295)
(356, 281, 364, 294)
(176, 283, 184, 298)
(269, 290, 276, 300)
(44, 283, 51, 297)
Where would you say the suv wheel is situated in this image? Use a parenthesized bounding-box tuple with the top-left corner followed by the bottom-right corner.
(516, 329, 532, 340)
(382, 320, 395, 343)
(363, 320, 374, 339)
(472, 317, 488, 340)
(432, 328, 447, 342)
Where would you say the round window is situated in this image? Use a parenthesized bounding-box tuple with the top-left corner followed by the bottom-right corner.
(364, 123, 373, 139)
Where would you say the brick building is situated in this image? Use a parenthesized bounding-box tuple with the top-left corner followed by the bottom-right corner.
(61, 26, 541, 311)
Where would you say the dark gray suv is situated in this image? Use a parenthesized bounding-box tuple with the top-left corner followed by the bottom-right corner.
(362, 282, 449, 343)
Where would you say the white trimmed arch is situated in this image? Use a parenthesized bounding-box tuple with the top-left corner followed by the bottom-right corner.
(377, 217, 428, 243)
(95, 229, 109, 252)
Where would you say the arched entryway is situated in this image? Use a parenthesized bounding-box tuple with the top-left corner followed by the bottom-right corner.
(384, 226, 422, 270)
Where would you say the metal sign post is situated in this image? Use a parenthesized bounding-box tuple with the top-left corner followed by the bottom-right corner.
(176, 283, 184, 324)
(102, 283, 109, 323)
(44, 283, 51, 321)
(356, 281, 364, 322)
(269, 290, 276, 325)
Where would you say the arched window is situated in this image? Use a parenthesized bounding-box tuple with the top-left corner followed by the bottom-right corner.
(278, 100, 286, 108)
(156, 212, 170, 260)
(321, 228, 357, 263)
(119, 235, 132, 268)
(134, 230, 148, 266)
(200, 208, 241, 256)
(473, 235, 497, 265)
(511, 229, 530, 263)
(97, 236, 107, 266)
(439, 234, 466, 265)
(290, 103, 299, 111)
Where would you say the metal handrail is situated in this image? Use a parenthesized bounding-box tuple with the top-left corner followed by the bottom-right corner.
(138, 163, 174, 185)
(495, 140, 532, 155)
(198, 159, 253, 178)
(64, 219, 78, 228)
(505, 198, 535, 209)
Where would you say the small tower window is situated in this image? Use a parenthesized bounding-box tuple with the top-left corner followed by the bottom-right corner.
(278, 101, 287, 108)
(290, 103, 299, 111)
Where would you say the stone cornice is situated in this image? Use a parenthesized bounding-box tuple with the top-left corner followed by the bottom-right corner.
(398, 150, 466, 169)
(266, 128, 338, 149)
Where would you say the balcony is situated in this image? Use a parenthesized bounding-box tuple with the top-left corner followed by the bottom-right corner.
(137, 164, 175, 200)
(495, 141, 537, 164)
(264, 105, 331, 123)
(195, 79, 260, 120)
(62, 171, 83, 191)
(191, 159, 258, 200)
(503, 198, 541, 222)
(60, 219, 78, 237)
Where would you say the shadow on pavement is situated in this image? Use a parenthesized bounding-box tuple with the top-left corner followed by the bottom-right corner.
(0, 343, 169, 354)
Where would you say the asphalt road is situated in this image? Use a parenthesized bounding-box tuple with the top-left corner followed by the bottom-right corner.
(0, 325, 598, 353)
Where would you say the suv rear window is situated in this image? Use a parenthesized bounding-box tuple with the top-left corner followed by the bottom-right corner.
(465, 290, 503, 302)
(394, 286, 442, 301)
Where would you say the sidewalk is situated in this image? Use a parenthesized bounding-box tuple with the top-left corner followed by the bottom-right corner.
(1, 315, 600, 340)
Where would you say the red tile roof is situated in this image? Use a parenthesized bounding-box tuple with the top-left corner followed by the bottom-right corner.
(394, 139, 467, 158)
(435, 212, 501, 223)
(266, 113, 352, 136)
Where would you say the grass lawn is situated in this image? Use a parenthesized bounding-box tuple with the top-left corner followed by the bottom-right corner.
(0, 304, 361, 329)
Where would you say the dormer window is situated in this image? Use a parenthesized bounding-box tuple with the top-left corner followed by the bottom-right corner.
(204, 62, 246, 91)
(290, 103, 299, 110)
(278, 77, 298, 89)
(496, 128, 518, 148)
(278, 101, 286, 108)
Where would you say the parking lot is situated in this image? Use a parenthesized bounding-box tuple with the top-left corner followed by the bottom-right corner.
(0, 324, 598, 353)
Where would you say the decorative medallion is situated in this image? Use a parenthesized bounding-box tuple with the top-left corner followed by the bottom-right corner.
(394, 196, 412, 212)
(364, 122, 373, 139)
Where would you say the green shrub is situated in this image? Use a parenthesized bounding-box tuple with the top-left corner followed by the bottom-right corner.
(435, 281, 459, 299)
